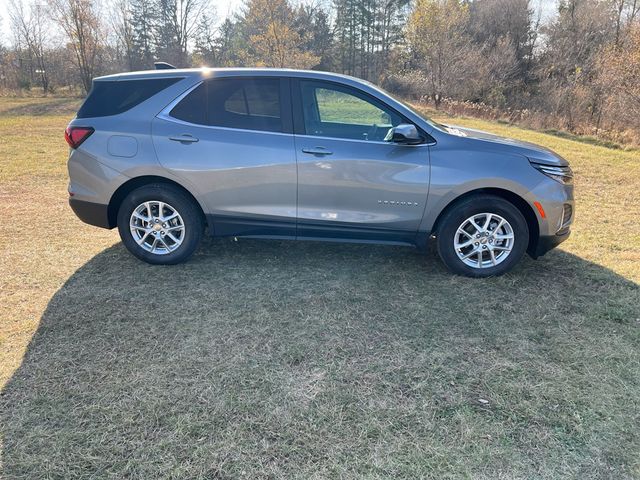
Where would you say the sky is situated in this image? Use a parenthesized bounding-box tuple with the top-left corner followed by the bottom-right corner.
(0, 0, 559, 47)
(0, 0, 245, 43)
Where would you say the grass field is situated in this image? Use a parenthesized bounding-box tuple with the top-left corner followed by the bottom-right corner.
(1, 96, 639, 479)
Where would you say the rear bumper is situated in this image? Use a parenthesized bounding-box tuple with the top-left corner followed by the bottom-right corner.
(529, 230, 570, 259)
(69, 198, 112, 229)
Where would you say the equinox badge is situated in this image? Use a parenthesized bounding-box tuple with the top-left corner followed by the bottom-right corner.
(378, 200, 419, 206)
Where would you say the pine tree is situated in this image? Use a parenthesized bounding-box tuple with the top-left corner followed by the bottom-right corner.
(293, 5, 333, 70)
(193, 14, 217, 66)
(130, 0, 156, 69)
(333, 0, 410, 80)
(216, 18, 245, 67)
(155, 0, 182, 65)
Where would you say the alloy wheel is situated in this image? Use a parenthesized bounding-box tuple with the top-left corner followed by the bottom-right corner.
(129, 201, 185, 255)
(454, 213, 515, 269)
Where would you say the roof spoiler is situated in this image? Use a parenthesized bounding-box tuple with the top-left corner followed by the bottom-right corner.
(154, 62, 176, 70)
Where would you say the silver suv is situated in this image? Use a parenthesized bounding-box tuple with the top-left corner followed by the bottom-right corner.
(66, 68, 574, 277)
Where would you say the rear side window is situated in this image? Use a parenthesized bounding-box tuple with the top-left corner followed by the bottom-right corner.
(170, 83, 207, 125)
(170, 78, 283, 133)
(77, 78, 181, 118)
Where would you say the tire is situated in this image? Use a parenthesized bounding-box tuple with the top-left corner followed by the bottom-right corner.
(436, 194, 529, 278)
(117, 183, 204, 265)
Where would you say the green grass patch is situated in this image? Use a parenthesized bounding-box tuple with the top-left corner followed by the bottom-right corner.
(542, 129, 625, 150)
(0, 96, 80, 117)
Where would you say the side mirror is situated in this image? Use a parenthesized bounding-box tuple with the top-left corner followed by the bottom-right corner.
(384, 124, 423, 145)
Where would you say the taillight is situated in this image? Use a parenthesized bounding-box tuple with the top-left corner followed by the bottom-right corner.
(64, 126, 94, 149)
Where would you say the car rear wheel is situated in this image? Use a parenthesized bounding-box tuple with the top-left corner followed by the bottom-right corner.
(117, 184, 203, 265)
(436, 195, 529, 277)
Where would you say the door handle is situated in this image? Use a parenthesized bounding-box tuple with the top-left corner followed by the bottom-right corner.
(302, 146, 333, 156)
(169, 134, 199, 143)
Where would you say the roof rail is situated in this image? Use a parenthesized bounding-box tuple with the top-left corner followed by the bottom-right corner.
(154, 62, 176, 70)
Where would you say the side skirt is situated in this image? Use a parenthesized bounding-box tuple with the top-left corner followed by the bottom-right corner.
(206, 214, 427, 248)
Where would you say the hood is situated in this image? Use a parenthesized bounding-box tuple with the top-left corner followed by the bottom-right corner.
(443, 125, 569, 167)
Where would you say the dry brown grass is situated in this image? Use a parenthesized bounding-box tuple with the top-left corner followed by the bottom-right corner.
(0, 98, 639, 479)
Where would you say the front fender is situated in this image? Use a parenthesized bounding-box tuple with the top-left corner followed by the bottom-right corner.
(420, 145, 547, 234)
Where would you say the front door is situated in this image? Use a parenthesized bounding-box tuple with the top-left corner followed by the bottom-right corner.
(152, 77, 297, 237)
(293, 80, 430, 243)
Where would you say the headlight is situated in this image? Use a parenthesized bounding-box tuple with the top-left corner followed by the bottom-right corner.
(530, 161, 573, 185)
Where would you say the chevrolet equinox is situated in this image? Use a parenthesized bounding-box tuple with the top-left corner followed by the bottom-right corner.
(66, 68, 574, 277)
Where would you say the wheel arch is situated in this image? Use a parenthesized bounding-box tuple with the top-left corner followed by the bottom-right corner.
(430, 188, 540, 256)
(107, 175, 208, 229)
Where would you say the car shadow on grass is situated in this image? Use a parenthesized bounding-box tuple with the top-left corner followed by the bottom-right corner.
(1, 238, 639, 479)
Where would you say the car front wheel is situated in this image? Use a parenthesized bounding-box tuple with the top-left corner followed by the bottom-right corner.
(436, 195, 529, 277)
(117, 184, 204, 265)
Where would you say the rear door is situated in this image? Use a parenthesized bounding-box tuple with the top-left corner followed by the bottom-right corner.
(152, 76, 297, 237)
(293, 79, 430, 243)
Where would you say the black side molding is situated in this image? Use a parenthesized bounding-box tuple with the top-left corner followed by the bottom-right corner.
(69, 198, 113, 229)
(154, 62, 176, 70)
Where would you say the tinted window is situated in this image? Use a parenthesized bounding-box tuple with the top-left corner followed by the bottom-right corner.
(170, 83, 206, 125)
(224, 88, 248, 115)
(300, 81, 402, 141)
(169, 78, 283, 133)
(77, 78, 181, 118)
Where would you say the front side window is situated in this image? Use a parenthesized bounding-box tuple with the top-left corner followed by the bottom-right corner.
(170, 78, 283, 133)
(300, 81, 403, 141)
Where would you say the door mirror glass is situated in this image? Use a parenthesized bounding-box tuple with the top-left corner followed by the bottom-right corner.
(384, 124, 423, 145)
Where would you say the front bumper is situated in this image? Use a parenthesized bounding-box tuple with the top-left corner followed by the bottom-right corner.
(69, 198, 112, 229)
(529, 230, 570, 259)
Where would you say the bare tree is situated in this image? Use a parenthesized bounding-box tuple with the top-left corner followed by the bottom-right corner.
(538, 0, 615, 130)
(406, 0, 470, 108)
(155, 0, 209, 66)
(48, 0, 102, 93)
(174, 0, 209, 57)
(241, 0, 319, 68)
(597, 23, 640, 129)
(612, 0, 640, 46)
(8, 0, 51, 92)
(110, 0, 136, 70)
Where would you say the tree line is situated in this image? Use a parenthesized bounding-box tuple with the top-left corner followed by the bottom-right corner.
(2, 0, 640, 143)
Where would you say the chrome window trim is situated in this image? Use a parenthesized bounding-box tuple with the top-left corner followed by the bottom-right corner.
(159, 117, 296, 138)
